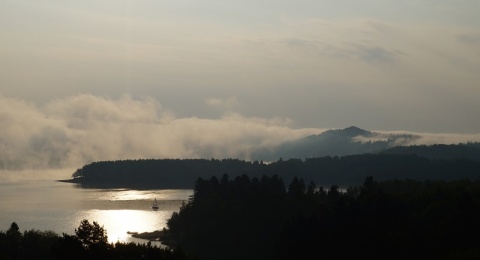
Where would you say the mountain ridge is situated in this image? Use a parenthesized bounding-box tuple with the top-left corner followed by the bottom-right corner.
(252, 126, 409, 160)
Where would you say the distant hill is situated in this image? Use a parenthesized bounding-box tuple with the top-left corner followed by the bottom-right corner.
(252, 126, 417, 161)
(65, 126, 480, 189)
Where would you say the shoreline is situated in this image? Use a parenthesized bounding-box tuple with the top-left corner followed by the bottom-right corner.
(130, 229, 177, 247)
(57, 178, 81, 183)
(56, 178, 194, 190)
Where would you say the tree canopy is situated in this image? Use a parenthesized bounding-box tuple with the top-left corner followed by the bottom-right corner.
(0, 220, 195, 260)
(69, 152, 480, 188)
(164, 175, 480, 259)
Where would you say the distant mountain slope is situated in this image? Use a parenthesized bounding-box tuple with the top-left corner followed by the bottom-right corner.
(252, 126, 417, 161)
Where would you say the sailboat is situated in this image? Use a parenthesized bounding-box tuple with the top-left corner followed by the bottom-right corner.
(152, 198, 159, 211)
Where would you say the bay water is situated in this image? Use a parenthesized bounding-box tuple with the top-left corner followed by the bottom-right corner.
(0, 180, 192, 245)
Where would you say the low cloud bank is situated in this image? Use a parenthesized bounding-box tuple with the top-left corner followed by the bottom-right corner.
(1, 94, 479, 181)
(0, 94, 318, 173)
(354, 131, 480, 146)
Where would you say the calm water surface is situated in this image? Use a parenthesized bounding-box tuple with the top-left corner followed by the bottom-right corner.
(0, 180, 192, 245)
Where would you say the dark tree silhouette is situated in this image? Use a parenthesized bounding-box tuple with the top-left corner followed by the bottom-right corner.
(75, 219, 108, 250)
(164, 175, 480, 259)
(6, 222, 21, 260)
(68, 150, 480, 189)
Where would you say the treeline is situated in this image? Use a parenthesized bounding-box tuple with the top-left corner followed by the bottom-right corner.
(381, 142, 480, 161)
(165, 175, 480, 259)
(0, 220, 194, 260)
(70, 152, 480, 188)
(70, 158, 268, 188)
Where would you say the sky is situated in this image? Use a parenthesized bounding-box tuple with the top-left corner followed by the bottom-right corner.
(1, 1, 480, 176)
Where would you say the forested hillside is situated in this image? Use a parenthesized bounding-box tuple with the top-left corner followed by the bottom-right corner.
(381, 143, 480, 161)
(69, 153, 480, 188)
(164, 175, 480, 259)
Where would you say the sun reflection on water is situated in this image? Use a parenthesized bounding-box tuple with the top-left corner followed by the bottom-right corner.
(0, 182, 192, 246)
(86, 189, 192, 202)
(75, 209, 174, 244)
(71, 189, 192, 244)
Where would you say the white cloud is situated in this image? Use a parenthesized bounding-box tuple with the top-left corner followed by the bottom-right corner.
(1, 93, 480, 182)
(0, 94, 318, 174)
(380, 131, 480, 146)
(2, 92, 479, 176)
(354, 130, 480, 146)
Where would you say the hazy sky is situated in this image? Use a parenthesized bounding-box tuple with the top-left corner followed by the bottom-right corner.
(1, 1, 480, 174)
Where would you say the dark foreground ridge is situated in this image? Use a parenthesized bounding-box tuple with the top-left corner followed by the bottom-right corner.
(66, 150, 480, 188)
(160, 175, 480, 260)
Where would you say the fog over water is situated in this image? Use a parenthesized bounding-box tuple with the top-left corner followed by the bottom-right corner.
(2, 94, 480, 183)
